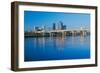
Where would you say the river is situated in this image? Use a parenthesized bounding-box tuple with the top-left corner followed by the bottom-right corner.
(24, 35, 90, 61)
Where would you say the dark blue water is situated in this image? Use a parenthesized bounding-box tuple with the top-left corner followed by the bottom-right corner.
(24, 36, 90, 62)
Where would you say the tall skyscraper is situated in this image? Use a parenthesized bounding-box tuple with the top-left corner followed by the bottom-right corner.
(60, 21, 63, 29)
(58, 21, 64, 30)
(63, 25, 66, 30)
(53, 23, 56, 30)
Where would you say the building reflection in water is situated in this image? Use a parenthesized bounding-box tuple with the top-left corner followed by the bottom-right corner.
(31, 35, 87, 51)
(24, 34, 90, 61)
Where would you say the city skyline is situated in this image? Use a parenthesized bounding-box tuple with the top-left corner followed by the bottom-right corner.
(24, 11, 90, 31)
(25, 21, 67, 31)
(24, 11, 91, 62)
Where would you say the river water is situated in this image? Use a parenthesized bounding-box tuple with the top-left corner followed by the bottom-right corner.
(24, 35, 90, 61)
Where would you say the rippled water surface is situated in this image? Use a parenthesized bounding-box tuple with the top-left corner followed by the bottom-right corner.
(24, 36, 90, 62)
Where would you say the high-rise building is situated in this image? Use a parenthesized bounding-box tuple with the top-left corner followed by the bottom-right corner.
(60, 21, 63, 29)
(53, 23, 56, 30)
(58, 21, 64, 30)
(63, 25, 66, 30)
(35, 26, 42, 31)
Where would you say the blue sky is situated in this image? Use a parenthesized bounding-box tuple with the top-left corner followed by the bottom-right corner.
(24, 11, 90, 31)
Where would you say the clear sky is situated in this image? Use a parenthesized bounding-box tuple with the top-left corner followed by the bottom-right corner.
(24, 11, 90, 31)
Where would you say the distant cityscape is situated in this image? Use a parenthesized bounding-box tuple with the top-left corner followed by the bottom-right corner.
(24, 21, 90, 37)
(26, 21, 67, 32)
(24, 11, 91, 62)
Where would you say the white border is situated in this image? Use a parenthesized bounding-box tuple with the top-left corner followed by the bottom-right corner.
(18, 5, 96, 68)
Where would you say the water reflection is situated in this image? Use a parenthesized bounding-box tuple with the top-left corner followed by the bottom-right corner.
(24, 35, 90, 61)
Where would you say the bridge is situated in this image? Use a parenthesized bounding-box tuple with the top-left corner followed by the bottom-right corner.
(25, 28, 90, 37)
